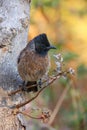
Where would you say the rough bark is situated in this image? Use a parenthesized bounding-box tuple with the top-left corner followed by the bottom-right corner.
(0, 0, 30, 129)
(0, 0, 30, 90)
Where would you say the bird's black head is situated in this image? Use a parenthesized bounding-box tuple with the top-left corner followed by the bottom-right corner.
(34, 33, 56, 55)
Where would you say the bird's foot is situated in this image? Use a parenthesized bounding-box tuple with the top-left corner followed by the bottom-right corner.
(21, 81, 38, 92)
(37, 79, 42, 89)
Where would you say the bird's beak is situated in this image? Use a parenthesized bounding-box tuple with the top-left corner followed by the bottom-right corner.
(47, 45, 56, 50)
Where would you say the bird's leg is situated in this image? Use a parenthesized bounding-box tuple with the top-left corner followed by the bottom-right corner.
(26, 81, 37, 92)
(37, 79, 42, 89)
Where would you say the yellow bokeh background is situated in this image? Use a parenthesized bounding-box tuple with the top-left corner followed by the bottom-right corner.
(28, 0, 87, 65)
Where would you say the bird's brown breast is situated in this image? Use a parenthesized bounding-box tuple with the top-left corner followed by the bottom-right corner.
(17, 47, 49, 81)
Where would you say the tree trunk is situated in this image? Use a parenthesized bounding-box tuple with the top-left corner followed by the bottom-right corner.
(0, 0, 30, 129)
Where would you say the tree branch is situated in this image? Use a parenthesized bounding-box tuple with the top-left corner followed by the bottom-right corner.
(13, 71, 66, 109)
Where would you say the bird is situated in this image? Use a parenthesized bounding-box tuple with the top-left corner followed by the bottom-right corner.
(17, 33, 56, 92)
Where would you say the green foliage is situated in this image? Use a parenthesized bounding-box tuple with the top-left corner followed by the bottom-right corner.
(61, 105, 86, 129)
(42, 87, 55, 103)
(63, 52, 78, 62)
(78, 10, 87, 16)
(59, 77, 69, 86)
(77, 64, 87, 77)
(31, 0, 60, 8)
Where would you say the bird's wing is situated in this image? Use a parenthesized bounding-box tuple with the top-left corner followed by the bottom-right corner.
(17, 48, 26, 64)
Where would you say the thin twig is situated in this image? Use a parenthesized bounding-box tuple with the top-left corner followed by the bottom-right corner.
(19, 111, 42, 120)
(48, 84, 70, 125)
(8, 84, 37, 96)
(14, 72, 65, 109)
(8, 79, 49, 96)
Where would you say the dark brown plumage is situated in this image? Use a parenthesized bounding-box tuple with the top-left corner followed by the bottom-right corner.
(17, 33, 56, 92)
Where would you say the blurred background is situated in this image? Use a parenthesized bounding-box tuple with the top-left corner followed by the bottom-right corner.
(28, 0, 87, 130)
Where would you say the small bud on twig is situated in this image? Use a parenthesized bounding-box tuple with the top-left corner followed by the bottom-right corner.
(68, 67, 75, 75)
